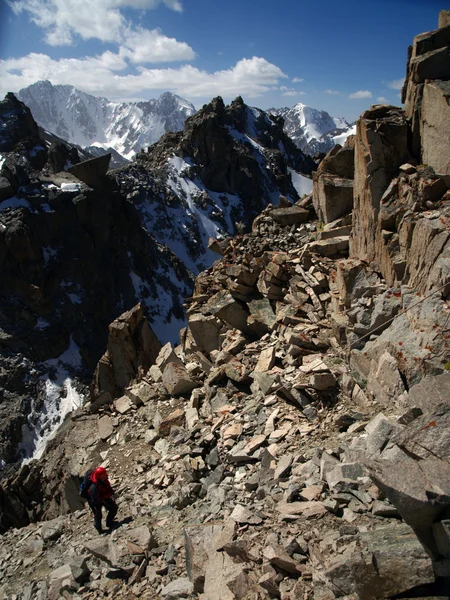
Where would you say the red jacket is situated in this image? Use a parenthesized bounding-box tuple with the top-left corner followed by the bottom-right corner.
(88, 471, 114, 505)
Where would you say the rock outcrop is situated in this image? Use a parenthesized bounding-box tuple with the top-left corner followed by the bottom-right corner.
(402, 13, 450, 173)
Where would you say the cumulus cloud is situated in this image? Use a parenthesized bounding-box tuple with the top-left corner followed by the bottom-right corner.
(349, 90, 372, 99)
(325, 89, 339, 95)
(388, 78, 404, 90)
(292, 77, 304, 83)
(119, 27, 196, 63)
(0, 53, 287, 99)
(8, 0, 185, 48)
(377, 96, 388, 102)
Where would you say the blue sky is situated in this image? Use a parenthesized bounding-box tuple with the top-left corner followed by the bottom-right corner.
(0, 0, 443, 121)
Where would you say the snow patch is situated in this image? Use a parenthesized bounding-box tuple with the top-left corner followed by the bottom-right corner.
(42, 246, 58, 265)
(68, 293, 82, 304)
(288, 168, 313, 197)
(19, 336, 85, 462)
(35, 317, 50, 330)
(332, 124, 356, 146)
(61, 182, 82, 192)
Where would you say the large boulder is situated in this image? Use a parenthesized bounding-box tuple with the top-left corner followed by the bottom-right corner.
(91, 304, 162, 406)
(313, 140, 355, 224)
(350, 105, 411, 266)
(322, 523, 434, 599)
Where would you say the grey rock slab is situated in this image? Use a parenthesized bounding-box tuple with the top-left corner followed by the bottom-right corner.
(185, 407, 199, 430)
(254, 346, 276, 373)
(389, 402, 450, 461)
(368, 453, 450, 558)
(320, 453, 340, 481)
(360, 523, 435, 595)
(144, 428, 159, 445)
(187, 313, 222, 355)
(50, 557, 89, 584)
(274, 454, 293, 480)
(263, 544, 303, 574)
(98, 415, 114, 441)
(372, 500, 400, 518)
(277, 500, 327, 519)
(160, 577, 194, 599)
(364, 417, 401, 458)
(40, 517, 65, 542)
(309, 372, 336, 390)
(84, 537, 121, 568)
(432, 519, 450, 558)
(323, 523, 434, 598)
(114, 395, 133, 414)
(125, 525, 157, 551)
(230, 504, 263, 525)
(162, 362, 198, 396)
(156, 342, 183, 371)
(326, 462, 366, 490)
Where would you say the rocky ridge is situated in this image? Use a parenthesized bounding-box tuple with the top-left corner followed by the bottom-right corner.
(17, 81, 197, 161)
(0, 92, 314, 464)
(0, 12, 450, 600)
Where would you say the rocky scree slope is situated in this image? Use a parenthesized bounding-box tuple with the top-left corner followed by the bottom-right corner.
(18, 81, 196, 161)
(1, 12, 450, 600)
(0, 93, 314, 466)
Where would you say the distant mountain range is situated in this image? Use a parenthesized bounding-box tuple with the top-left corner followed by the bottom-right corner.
(18, 80, 196, 161)
(17, 81, 355, 163)
(269, 103, 356, 155)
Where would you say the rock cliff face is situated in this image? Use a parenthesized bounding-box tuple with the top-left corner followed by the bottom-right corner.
(0, 13, 450, 600)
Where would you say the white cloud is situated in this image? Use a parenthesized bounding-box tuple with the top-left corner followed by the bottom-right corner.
(119, 27, 195, 63)
(325, 89, 339, 95)
(279, 85, 305, 96)
(377, 96, 388, 103)
(388, 78, 404, 90)
(0, 53, 287, 100)
(282, 91, 305, 96)
(8, 0, 184, 46)
(292, 77, 304, 83)
(349, 90, 372, 99)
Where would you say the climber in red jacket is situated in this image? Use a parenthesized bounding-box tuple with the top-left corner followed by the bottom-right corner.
(87, 467, 118, 534)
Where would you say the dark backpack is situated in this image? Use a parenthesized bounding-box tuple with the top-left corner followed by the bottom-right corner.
(79, 469, 93, 499)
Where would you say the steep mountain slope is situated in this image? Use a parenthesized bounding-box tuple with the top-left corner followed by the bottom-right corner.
(17, 80, 196, 160)
(270, 102, 355, 155)
(114, 96, 315, 275)
(1, 12, 450, 600)
(0, 93, 314, 465)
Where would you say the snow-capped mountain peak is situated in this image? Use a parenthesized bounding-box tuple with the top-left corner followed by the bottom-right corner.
(18, 81, 196, 160)
(269, 102, 355, 155)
